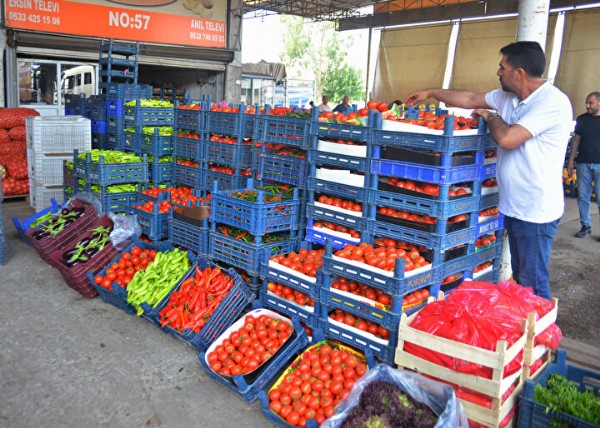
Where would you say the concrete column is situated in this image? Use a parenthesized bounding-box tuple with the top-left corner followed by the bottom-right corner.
(223, 0, 242, 103)
(0, 29, 6, 108)
(516, 0, 551, 46)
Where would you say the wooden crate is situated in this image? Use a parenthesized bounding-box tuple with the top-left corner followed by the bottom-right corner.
(394, 296, 558, 427)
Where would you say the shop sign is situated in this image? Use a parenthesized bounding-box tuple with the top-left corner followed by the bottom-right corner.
(3, 0, 227, 48)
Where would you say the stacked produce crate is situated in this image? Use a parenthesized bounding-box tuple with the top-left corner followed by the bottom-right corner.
(201, 104, 255, 192)
(73, 149, 148, 213)
(152, 82, 186, 102)
(98, 39, 139, 91)
(209, 179, 300, 294)
(306, 109, 373, 248)
(26, 116, 91, 211)
(87, 95, 108, 149)
(105, 84, 153, 151)
(368, 109, 502, 291)
(253, 106, 317, 235)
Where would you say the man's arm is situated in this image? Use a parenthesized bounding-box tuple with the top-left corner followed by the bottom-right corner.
(473, 109, 533, 150)
(567, 134, 580, 176)
(405, 89, 490, 109)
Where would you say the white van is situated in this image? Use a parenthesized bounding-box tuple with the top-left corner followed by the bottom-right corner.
(55, 65, 97, 103)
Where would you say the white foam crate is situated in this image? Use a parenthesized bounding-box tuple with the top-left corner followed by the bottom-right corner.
(27, 146, 72, 187)
(26, 116, 92, 154)
(29, 181, 64, 212)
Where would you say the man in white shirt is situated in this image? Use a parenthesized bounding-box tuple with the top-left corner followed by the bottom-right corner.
(406, 41, 573, 300)
(318, 96, 331, 113)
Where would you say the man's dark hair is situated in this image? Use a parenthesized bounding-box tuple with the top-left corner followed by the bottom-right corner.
(587, 92, 600, 101)
(500, 41, 546, 78)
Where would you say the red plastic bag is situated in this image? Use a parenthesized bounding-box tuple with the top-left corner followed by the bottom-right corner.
(0, 129, 9, 143)
(8, 126, 26, 141)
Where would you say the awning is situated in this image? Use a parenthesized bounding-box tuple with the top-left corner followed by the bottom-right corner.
(241, 62, 287, 83)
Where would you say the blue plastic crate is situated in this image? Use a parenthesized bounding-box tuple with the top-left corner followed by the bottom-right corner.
(168, 210, 210, 255)
(306, 201, 368, 231)
(260, 256, 320, 301)
(321, 241, 437, 297)
(130, 202, 169, 242)
(106, 100, 126, 119)
(203, 167, 251, 192)
(372, 113, 490, 153)
(64, 108, 76, 116)
(174, 101, 208, 132)
(92, 133, 107, 150)
(320, 282, 425, 330)
(308, 148, 370, 174)
(306, 176, 370, 203)
(89, 98, 107, 122)
(476, 213, 504, 237)
(124, 101, 174, 127)
(173, 162, 203, 189)
(254, 115, 316, 149)
(206, 108, 255, 138)
(91, 120, 107, 134)
(254, 150, 309, 188)
(198, 309, 309, 403)
(318, 312, 398, 365)
(174, 135, 204, 161)
(154, 256, 254, 350)
(479, 191, 500, 210)
(105, 83, 152, 101)
(371, 151, 483, 185)
(136, 130, 173, 157)
(305, 218, 362, 250)
(123, 127, 139, 152)
(73, 150, 148, 186)
(90, 189, 137, 213)
(260, 283, 321, 330)
(369, 184, 480, 219)
(209, 230, 298, 277)
(518, 349, 600, 428)
(148, 159, 172, 184)
(13, 198, 63, 245)
(205, 139, 253, 168)
(87, 237, 171, 315)
(316, 115, 373, 142)
(210, 180, 300, 236)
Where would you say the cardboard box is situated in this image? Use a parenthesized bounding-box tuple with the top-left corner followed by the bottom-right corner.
(173, 205, 210, 227)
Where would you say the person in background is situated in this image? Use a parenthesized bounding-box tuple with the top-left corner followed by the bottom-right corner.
(318, 96, 331, 113)
(333, 95, 353, 116)
(567, 91, 600, 239)
(309, 101, 315, 108)
(405, 41, 573, 301)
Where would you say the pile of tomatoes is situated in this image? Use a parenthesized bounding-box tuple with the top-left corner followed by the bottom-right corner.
(334, 240, 431, 273)
(329, 309, 390, 340)
(209, 104, 256, 114)
(320, 138, 365, 147)
(386, 111, 478, 131)
(206, 314, 293, 376)
(267, 343, 368, 427)
(479, 207, 500, 218)
(384, 177, 471, 198)
(134, 199, 172, 214)
(176, 130, 202, 139)
(93, 246, 157, 290)
(482, 178, 497, 188)
(177, 158, 200, 168)
(141, 186, 210, 207)
(208, 163, 252, 176)
(270, 247, 325, 278)
(312, 221, 361, 239)
(178, 103, 203, 111)
(473, 261, 493, 274)
(208, 134, 253, 145)
(402, 288, 431, 307)
(476, 233, 497, 249)
(331, 277, 392, 308)
(441, 273, 462, 285)
(316, 194, 362, 213)
(266, 282, 315, 308)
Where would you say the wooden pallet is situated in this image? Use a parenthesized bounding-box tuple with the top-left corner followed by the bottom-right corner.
(395, 296, 558, 427)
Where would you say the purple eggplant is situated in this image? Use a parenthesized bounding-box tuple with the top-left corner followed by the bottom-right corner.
(61, 207, 71, 215)
(84, 248, 98, 259)
(78, 237, 91, 247)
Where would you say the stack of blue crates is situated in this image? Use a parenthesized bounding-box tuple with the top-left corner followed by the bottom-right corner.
(172, 98, 211, 190)
(200, 105, 256, 193)
(105, 83, 152, 151)
(253, 106, 319, 234)
(98, 39, 139, 91)
(305, 108, 374, 247)
(73, 149, 148, 213)
(88, 95, 107, 149)
(208, 179, 300, 286)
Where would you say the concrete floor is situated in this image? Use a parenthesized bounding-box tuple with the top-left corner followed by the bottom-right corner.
(0, 196, 598, 428)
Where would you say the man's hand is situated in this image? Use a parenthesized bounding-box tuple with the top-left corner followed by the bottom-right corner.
(472, 108, 493, 121)
(567, 159, 575, 177)
(405, 90, 430, 107)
